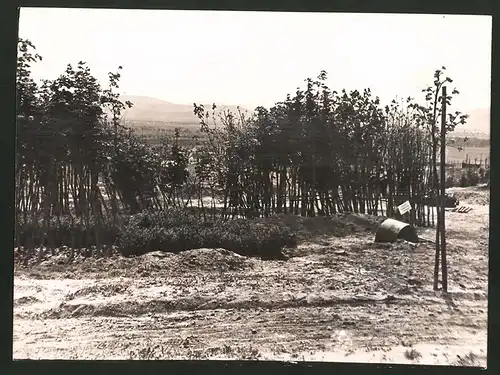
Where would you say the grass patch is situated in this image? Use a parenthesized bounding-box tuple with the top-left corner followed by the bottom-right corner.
(452, 352, 482, 367)
(127, 341, 262, 360)
(404, 348, 422, 361)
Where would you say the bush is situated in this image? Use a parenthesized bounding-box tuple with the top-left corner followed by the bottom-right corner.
(15, 208, 297, 260)
(459, 169, 480, 187)
(15, 215, 119, 249)
(444, 167, 489, 188)
(481, 168, 490, 184)
(445, 175, 456, 188)
(116, 211, 296, 259)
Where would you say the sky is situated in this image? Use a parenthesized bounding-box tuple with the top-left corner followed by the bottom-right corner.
(18, 8, 492, 112)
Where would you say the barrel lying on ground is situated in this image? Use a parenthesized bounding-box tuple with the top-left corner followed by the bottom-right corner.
(374, 218, 419, 243)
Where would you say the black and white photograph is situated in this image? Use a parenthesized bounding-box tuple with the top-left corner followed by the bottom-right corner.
(13, 8, 491, 366)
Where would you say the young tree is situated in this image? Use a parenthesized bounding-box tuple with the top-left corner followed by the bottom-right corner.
(411, 66, 468, 290)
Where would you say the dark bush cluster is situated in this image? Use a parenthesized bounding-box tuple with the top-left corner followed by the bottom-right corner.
(16, 209, 297, 260)
(16, 215, 118, 249)
(116, 210, 296, 258)
(445, 168, 489, 188)
(460, 169, 480, 187)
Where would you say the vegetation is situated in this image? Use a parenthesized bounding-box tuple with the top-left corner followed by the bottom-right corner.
(448, 137, 489, 148)
(446, 167, 489, 188)
(16, 38, 480, 262)
(404, 348, 423, 361)
(130, 124, 203, 147)
(453, 352, 482, 367)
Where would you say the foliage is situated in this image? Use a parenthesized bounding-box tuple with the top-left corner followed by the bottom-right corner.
(15, 38, 474, 263)
(115, 209, 295, 258)
(444, 166, 489, 188)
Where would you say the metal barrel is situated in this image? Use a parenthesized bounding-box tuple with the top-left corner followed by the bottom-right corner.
(374, 218, 419, 243)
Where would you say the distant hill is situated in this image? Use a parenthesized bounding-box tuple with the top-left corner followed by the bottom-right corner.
(117, 95, 249, 126)
(450, 108, 490, 139)
(116, 95, 490, 139)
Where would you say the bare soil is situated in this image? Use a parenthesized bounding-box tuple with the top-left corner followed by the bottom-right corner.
(13, 186, 489, 366)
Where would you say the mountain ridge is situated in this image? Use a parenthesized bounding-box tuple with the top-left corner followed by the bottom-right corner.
(118, 95, 490, 138)
(450, 108, 490, 138)
(119, 95, 249, 124)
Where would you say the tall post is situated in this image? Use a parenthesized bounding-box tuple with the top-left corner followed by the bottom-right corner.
(440, 86, 448, 292)
(433, 130, 441, 289)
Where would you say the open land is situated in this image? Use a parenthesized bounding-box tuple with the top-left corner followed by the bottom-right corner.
(13, 186, 489, 366)
(446, 147, 490, 164)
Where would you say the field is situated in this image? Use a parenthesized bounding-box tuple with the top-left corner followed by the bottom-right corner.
(13, 185, 489, 366)
(446, 146, 490, 164)
(129, 123, 203, 147)
(129, 123, 491, 165)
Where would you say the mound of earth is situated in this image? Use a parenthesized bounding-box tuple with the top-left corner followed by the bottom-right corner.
(14, 213, 389, 277)
(447, 187, 490, 205)
(140, 248, 251, 273)
(342, 213, 387, 232)
(66, 284, 130, 300)
(14, 296, 41, 305)
(251, 213, 384, 242)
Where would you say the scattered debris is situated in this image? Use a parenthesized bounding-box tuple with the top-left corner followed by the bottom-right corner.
(407, 278, 422, 286)
(417, 192, 459, 208)
(452, 206, 473, 214)
(403, 240, 418, 247)
(418, 237, 435, 244)
(342, 320, 356, 327)
(384, 295, 397, 303)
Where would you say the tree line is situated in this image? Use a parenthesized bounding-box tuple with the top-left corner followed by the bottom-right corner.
(15, 38, 469, 257)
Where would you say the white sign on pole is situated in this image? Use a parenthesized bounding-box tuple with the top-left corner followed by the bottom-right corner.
(398, 200, 412, 215)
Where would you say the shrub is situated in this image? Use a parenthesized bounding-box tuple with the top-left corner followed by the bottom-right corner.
(445, 175, 456, 188)
(116, 210, 296, 259)
(404, 348, 422, 361)
(16, 208, 297, 260)
(15, 215, 119, 250)
(459, 169, 480, 187)
(467, 169, 480, 186)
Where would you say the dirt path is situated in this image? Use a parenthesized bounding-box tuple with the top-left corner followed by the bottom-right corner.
(13, 187, 489, 366)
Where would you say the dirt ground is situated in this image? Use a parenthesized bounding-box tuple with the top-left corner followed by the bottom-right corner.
(12, 186, 489, 366)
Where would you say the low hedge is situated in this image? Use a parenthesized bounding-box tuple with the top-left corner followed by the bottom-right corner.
(15, 208, 297, 259)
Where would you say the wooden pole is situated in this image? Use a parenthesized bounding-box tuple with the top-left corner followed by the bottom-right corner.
(440, 86, 448, 292)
